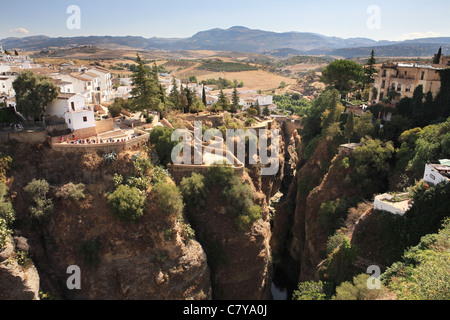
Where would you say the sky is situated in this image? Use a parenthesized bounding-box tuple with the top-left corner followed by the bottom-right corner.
(1, 0, 449, 41)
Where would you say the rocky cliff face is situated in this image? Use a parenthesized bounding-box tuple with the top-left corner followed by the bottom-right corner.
(272, 137, 360, 283)
(3, 143, 212, 300)
(0, 237, 40, 300)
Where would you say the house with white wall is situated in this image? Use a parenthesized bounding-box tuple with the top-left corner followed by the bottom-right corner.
(45, 93, 95, 131)
(88, 67, 113, 102)
(58, 72, 100, 104)
(423, 162, 450, 186)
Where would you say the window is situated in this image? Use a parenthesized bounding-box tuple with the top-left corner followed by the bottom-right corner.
(381, 80, 386, 89)
(382, 70, 387, 77)
(397, 84, 402, 92)
(391, 83, 396, 90)
(71, 102, 75, 111)
(83, 116, 88, 122)
(379, 92, 384, 101)
(406, 85, 412, 92)
(421, 71, 425, 80)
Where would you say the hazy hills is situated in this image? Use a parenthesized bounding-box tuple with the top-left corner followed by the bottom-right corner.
(2, 26, 449, 58)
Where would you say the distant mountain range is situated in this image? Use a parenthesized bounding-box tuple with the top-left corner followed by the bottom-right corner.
(2, 26, 450, 58)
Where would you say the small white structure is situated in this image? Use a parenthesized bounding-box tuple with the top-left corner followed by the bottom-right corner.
(374, 193, 411, 216)
(46, 93, 95, 131)
(423, 162, 450, 186)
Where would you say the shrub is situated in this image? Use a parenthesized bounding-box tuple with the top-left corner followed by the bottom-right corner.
(107, 184, 146, 222)
(0, 201, 15, 227)
(24, 179, 53, 221)
(0, 183, 15, 226)
(0, 155, 12, 183)
(151, 165, 172, 185)
(180, 173, 208, 209)
(132, 154, 153, 176)
(333, 274, 389, 300)
(103, 152, 117, 165)
(235, 205, 262, 231)
(181, 222, 196, 243)
(318, 237, 358, 289)
(55, 183, 86, 202)
(0, 218, 11, 248)
(292, 281, 327, 300)
(152, 182, 184, 216)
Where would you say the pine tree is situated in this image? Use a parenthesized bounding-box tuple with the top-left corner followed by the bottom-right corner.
(218, 89, 229, 112)
(364, 50, 377, 86)
(169, 77, 180, 110)
(179, 84, 188, 113)
(202, 85, 207, 107)
(232, 86, 239, 106)
(433, 47, 442, 64)
(344, 111, 355, 143)
(130, 54, 160, 115)
(263, 106, 270, 117)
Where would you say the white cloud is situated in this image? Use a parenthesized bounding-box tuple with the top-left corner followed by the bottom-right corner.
(9, 27, 30, 35)
(396, 31, 441, 41)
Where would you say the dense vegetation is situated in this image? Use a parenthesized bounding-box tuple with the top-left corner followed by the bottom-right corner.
(180, 165, 262, 232)
(290, 52, 450, 300)
(273, 94, 312, 116)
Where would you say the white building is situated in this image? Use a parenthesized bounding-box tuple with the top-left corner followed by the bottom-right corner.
(239, 93, 273, 110)
(374, 193, 411, 216)
(87, 67, 114, 102)
(0, 73, 16, 96)
(423, 162, 450, 186)
(46, 93, 95, 131)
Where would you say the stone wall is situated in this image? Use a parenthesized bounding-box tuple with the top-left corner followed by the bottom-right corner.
(9, 130, 47, 144)
(51, 129, 149, 154)
(95, 118, 114, 134)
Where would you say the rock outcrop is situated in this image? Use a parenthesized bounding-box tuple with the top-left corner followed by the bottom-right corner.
(0, 237, 40, 300)
(4, 143, 212, 300)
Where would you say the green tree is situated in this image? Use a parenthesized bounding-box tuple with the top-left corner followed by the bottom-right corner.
(364, 50, 378, 86)
(13, 71, 59, 121)
(152, 181, 184, 216)
(108, 98, 129, 118)
(202, 85, 207, 108)
(344, 111, 355, 143)
(149, 126, 178, 166)
(179, 84, 188, 113)
(169, 77, 181, 110)
(24, 179, 54, 221)
(433, 47, 442, 64)
(217, 89, 229, 112)
(354, 111, 374, 139)
(321, 60, 365, 96)
(180, 173, 208, 209)
(263, 105, 270, 117)
(231, 85, 240, 111)
(130, 54, 161, 115)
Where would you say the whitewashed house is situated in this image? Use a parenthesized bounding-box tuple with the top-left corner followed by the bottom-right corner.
(423, 162, 450, 186)
(59, 72, 100, 104)
(88, 67, 113, 102)
(46, 93, 95, 131)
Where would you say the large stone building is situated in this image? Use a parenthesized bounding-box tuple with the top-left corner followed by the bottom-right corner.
(372, 62, 443, 104)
